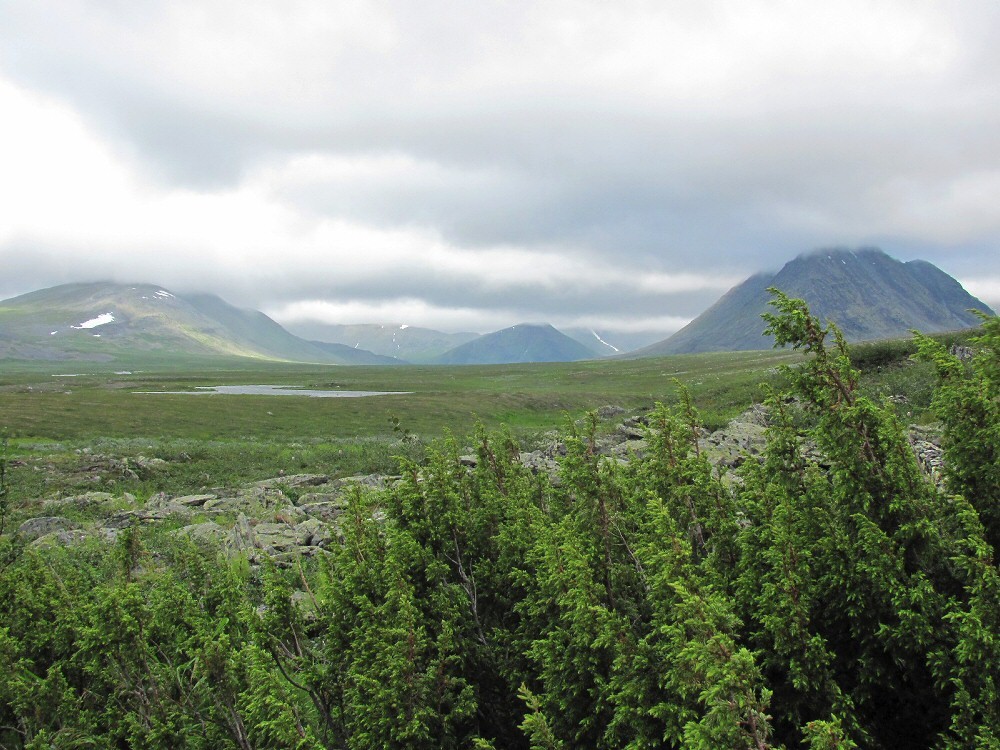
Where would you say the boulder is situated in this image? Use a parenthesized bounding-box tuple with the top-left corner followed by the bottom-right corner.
(252, 522, 307, 553)
(254, 474, 330, 490)
(298, 517, 335, 548)
(230, 513, 257, 554)
(18, 516, 79, 541)
(204, 486, 288, 512)
(295, 492, 343, 506)
(300, 501, 348, 521)
(616, 423, 646, 441)
(43, 491, 122, 511)
(174, 522, 229, 544)
(172, 494, 217, 507)
(101, 505, 193, 528)
(333, 474, 387, 491)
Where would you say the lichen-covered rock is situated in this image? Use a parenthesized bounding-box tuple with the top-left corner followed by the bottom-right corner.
(272, 505, 308, 523)
(252, 522, 306, 553)
(102, 505, 193, 528)
(333, 474, 387, 491)
(254, 474, 330, 490)
(295, 492, 342, 506)
(298, 517, 335, 548)
(174, 522, 228, 544)
(172, 494, 217, 507)
(230, 513, 256, 554)
(43, 491, 125, 511)
(18, 516, 80, 541)
(698, 405, 770, 469)
(203, 486, 288, 512)
(611, 439, 648, 462)
(616, 423, 646, 441)
(597, 405, 626, 419)
(300, 501, 348, 521)
(32, 528, 118, 548)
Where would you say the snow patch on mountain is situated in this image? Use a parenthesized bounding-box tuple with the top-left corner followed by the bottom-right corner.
(591, 330, 619, 352)
(73, 313, 115, 329)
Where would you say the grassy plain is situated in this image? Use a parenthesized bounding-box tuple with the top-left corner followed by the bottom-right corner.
(2, 336, 952, 510)
(0, 349, 810, 439)
(0, 349, 805, 502)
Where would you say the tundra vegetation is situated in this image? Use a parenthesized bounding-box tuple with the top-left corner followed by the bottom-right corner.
(0, 293, 997, 749)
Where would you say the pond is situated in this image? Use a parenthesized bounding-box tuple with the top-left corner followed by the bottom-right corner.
(134, 384, 411, 397)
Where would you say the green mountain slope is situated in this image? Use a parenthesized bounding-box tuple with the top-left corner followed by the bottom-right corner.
(433, 323, 596, 364)
(638, 248, 994, 355)
(0, 282, 395, 365)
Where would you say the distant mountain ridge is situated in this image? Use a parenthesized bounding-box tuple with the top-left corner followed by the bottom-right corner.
(0, 282, 398, 365)
(638, 248, 994, 356)
(284, 322, 479, 363)
(288, 321, 653, 361)
(433, 323, 596, 364)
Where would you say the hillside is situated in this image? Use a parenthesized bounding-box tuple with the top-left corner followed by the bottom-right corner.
(433, 323, 596, 364)
(561, 328, 662, 356)
(283, 321, 478, 363)
(0, 282, 397, 365)
(639, 248, 993, 355)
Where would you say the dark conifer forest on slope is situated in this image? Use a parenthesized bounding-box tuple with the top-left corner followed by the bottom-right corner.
(1, 293, 999, 749)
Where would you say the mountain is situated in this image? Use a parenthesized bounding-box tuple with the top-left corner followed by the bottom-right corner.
(561, 327, 663, 356)
(433, 323, 596, 364)
(283, 322, 478, 363)
(637, 248, 994, 356)
(0, 282, 398, 365)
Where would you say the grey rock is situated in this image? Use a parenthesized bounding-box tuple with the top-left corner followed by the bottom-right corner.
(133, 455, 168, 471)
(334, 474, 387, 491)
(950, 344, 974, 362)
(296, 492, 343, 506)
(298, 517, 334, 548)
(255, 474, 330, 490)
(253, 522, 306, 552)
(204, 486, 287, 512)
(616, 424, 646, 441)
(32, 528, 118, 548)
(696, 404, 771, 469)
(18, 516, 79, 541)
(300, 501, 348, 521)
(145, 492, 174, 509)
(174, 522, 228, 543)
(230, 513, 256, 553)
(102, 505, 193, 528)
(611, 440, 648, 462)
(172, 494, 217, 507)
(597, 405, 626, 419)
(273, 505, 308, 523)
(43, 491, 119, 510)
(519, 451, 562, 484)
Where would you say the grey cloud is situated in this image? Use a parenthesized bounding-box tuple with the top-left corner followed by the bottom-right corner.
(2, 1, 1000, 331)
(0, 238, 718, 334)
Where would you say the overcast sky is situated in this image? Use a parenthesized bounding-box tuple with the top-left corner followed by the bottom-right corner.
(2, 1, 999, 337)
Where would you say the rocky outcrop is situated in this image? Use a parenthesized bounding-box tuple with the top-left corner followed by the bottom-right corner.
(909, 426, 945, 487)
(11, 407, 951, 564)
(697, 404, 769, 470)
(19, 471, 369, 564)
(174, 512, 338, 565)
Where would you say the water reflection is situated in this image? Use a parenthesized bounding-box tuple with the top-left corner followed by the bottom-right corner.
(135, 384, 410, 397)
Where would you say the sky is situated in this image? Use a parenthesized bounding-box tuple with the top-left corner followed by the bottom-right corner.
(2, 1, 999, 340)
